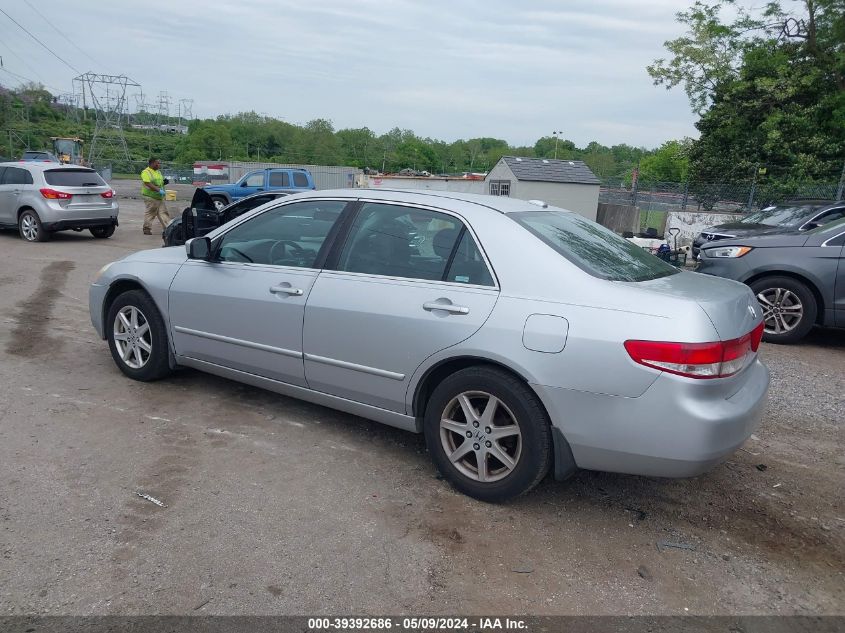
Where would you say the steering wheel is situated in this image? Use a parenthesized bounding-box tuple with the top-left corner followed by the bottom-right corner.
(269, 240, 305, 264)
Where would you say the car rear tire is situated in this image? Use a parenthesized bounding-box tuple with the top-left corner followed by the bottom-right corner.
(750, 276, 817, 344)
(90, 225, 116, 239)
(212, 197, 227, 211)
(423, 366, 552, 502)
(19, 209, 50, 242)
(106, 290, 172, 381)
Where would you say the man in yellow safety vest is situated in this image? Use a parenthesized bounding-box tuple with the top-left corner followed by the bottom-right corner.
(140, 157, 171, 235)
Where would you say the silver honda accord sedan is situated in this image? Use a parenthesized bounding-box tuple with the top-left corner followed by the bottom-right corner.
(89, 189, 770, 501)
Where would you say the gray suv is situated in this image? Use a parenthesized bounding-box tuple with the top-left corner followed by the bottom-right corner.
(0, 162, 119, 241)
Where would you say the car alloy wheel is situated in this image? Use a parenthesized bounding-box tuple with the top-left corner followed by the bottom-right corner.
(439, 391, 522, 483)
(757, 287, 803, 334)
(20, 213, 41, 241)
(113, 305, 153, 369)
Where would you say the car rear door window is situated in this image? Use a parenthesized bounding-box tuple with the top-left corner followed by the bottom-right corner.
(512, 210, 678, 282)
(43, 169, 105, 186)
(268, 171, 290, 187)
(217, 200, 346, 268)
(337, 203, 473, 282)
(3, 167, 32, 185)
(293, 172, 309, 188)
(446, 230, 495, 286)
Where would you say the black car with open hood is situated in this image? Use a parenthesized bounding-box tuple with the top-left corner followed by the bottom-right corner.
(162, 189, 290, 247)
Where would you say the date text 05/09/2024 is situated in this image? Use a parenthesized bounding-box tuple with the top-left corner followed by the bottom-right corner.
(307, 617, 529, 631)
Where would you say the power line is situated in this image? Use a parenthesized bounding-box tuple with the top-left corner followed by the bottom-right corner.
(0, 40, 47, 85)
(0, 7, 80, 74)
(22, 0, 103, 72)
(0, 66, 65, 95)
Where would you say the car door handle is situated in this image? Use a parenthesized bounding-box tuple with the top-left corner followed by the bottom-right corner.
(269, 285, 303, 296)
(423, 301, 469, 315)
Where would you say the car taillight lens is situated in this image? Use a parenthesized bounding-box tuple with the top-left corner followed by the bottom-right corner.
(625, 323, 764, 379)
(39, 188, 72, 199)
(101, 190, 115, 198)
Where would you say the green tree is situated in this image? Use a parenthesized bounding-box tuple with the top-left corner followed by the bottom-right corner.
(650, 0, 845, 192)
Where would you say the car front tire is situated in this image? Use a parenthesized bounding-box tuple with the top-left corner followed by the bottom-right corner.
(750, 276, 817, 344)
(19, 209, 50, 242)
(424, 366, 552, 502)
(106, 290, 172, 381)
(212, 197, 227, 211)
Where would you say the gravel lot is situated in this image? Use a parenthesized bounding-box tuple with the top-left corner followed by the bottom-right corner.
(0, 186, 843, 616)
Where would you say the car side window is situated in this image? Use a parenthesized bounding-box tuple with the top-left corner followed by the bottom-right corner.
(0, 167, 6, 183)
(337, 203, 468, 282)
(825, 231, 845, 247)
(446, 230, 495, 287)
(816, 208, 845, 226)
(3, 167, 32, 185)
(293, 172, 309, 188)
(243, 172, 264, 187)
(217, 200, 346, 268)
(268, 171, 290, 187)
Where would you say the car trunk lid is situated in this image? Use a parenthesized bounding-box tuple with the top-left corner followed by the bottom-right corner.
(621, 271, 762, 341)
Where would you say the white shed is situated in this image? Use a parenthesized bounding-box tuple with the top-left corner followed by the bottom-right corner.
(484, 156, 600, 221)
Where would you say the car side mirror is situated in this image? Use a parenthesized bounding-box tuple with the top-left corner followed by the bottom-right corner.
(801, 222, 819, 231)
(186, 237, 212, 260)
(241, 181, 250, 187)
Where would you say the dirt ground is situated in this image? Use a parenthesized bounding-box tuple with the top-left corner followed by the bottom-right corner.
(0, 189, 843, 616)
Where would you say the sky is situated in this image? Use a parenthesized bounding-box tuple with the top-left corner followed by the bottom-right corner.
(0, 0, 700, 149)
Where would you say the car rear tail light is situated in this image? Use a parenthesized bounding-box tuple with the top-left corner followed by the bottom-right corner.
(39, 188, 72, 200)
(101, 190, 115, 198)
(625, 323, 764, 379)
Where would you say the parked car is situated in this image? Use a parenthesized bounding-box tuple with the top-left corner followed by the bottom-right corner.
(0, 162, 119, 241)
(90, 190, 768, 501)
(162, 189, 290, 247)
(20, 150, 61, 163)
(692, 201, 845, 258)
(202, 167, 315, 210)
(697, 217, 845, 344)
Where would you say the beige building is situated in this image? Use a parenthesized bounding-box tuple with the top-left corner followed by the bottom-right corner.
(484, 156, 600, 221)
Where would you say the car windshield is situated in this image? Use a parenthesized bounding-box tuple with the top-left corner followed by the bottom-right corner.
(511, 210, 679, 282)
(742, 205, 823, 227)
(44, 169, 106, 187)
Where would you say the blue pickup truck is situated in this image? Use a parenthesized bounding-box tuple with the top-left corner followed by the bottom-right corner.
(203, 167, 315, 210)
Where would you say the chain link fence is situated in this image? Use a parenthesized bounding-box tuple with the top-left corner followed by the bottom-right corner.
(601, 179, 841, 214)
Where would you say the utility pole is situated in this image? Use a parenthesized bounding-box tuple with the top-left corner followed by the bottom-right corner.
(837, 159, 845, 201)
(552, 130, 562, 159)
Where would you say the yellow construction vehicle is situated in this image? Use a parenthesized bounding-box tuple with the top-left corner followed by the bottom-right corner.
(51, 137, 85, 165)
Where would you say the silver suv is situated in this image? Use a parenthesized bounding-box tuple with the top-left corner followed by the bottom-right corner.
(0, 162, 119, 241)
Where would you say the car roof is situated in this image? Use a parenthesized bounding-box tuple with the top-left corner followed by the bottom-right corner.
(287, 187, 571, 215)
(0, 161, 95, 172)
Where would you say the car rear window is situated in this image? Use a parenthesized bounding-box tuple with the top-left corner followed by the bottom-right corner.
(293, 172, 309, 188)
(44, 169, 106, 187)
(511, 210, 678, 282)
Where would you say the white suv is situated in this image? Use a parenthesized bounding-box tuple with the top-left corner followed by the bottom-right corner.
(0, 162, 119, 242)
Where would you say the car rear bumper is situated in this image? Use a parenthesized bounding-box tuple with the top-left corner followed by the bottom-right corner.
(43, 217, 119, 231)
(532, 358, 770, 477)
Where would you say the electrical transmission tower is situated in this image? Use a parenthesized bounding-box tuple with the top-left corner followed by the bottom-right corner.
(73, 72, 140, 166)
(177, 98, 193, 127)
(56, 93, 81, 123)
(156, 91, 171, 127)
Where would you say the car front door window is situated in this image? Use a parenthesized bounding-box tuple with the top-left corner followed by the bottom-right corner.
(243, 172, 265, 188)
(217, 200, 347, 268)
(337, 203, 469, 281)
